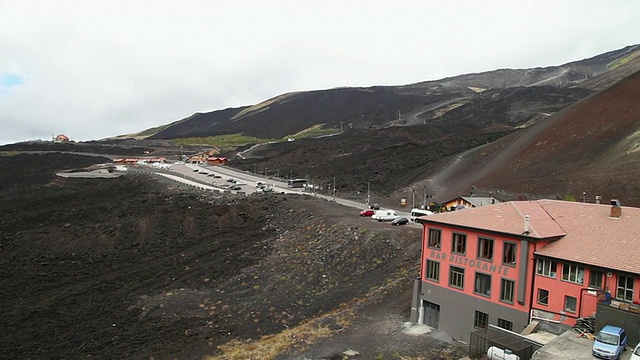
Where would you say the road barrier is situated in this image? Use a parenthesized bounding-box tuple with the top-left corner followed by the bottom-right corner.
(122, 167, 243, 195)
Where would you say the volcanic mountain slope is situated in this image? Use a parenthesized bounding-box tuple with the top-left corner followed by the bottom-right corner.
(421, 68, 640, 206)
(227, 66, 640, 210)
(132, 45, 640, 141)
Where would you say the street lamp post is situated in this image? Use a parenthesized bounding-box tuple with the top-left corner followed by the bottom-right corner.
(412, 189, 415, 209)
(333, 177, 336, 200)
(367, 181, 371, 205)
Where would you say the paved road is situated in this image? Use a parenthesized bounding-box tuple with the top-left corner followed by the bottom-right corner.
(147, 162, 420, 228)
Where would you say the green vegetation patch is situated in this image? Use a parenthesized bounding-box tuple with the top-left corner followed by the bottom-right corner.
(285, 124, 340, 140)
(609, 50, 640, 70)
(172, 134, 274, 151)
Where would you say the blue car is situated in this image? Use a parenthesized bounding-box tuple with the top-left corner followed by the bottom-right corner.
(592, 325, 628, 360)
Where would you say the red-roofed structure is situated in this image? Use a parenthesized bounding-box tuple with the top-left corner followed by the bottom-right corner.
(411, 199, 640, 344)
(206, 157, 228, 165)
(54, 134, 70, 142)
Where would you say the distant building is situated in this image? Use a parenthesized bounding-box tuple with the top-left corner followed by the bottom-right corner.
(187, 153, 208, 164)
(54, 134, 70, 142)
(206, 157, 228, 165)
(187, 149, 221, 164)
(442, 196, 500, 211)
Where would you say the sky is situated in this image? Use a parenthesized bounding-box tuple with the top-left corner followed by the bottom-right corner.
(1, 1, 638, 145)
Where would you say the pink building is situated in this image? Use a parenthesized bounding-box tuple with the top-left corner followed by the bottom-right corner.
(412, 199, 640, 345)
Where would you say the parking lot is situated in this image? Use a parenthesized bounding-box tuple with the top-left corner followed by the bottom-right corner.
(532, 330, 636, 360)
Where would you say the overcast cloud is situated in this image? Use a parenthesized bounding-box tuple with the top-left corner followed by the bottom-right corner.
(1, 0, 638, 144)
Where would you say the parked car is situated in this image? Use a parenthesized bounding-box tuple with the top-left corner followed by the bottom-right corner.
(230, 185, 242, 190)
(369, 203, 380, 210)
(391, 217, 409, 226)
(592, 325, 627, 360)
(360, 209, 375, 217)
(410, 208, 434, 221)
(371, 210, 399, 222)
(631, 342, 640, 360)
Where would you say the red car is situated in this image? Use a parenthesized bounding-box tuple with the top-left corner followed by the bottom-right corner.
(360, 209, 375, 217)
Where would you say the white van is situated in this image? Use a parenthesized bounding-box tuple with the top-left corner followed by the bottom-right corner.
(410, 208, 434, 222)
(371, 210, 399, 222)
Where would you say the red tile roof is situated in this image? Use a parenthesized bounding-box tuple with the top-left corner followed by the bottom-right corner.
(420, 200, 640, 274)
(421, 201, 566, 239)
(534, 200, 640, 275)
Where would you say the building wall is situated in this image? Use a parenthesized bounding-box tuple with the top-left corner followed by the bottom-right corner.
(419, 281, 530, 343)
(443, 198, 471, 211)
(532, 261, 640, 326)
(418, 223, 541, 342)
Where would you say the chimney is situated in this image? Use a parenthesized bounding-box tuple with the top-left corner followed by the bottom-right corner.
(610, 199, 621, 218)
(595, 196, 601, 204)
(523, 215, 530, 235)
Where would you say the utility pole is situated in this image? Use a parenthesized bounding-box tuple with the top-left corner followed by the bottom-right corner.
(412, 189, 415, 209)
(423, 186, 427, 210)
(367, 181, 371, 205)
(333, 177, 336, 200)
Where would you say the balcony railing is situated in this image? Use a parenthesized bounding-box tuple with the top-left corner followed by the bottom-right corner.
(598, 292, 640, 314)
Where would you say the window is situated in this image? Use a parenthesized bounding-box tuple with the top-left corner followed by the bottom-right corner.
(452, 233, 466, 255)
(428, 229, 441, 249)
(564, 295, 577, 312)
(589, 270, 603, 289)
(503, 242, 517, 265)
(617, 275, 635, 302)
(474, 310, 489, 328)
(477, 237, 494, 261)
(536, 258, 557, 278)
(561, 264, 585, 284)
(449, 266, 465, 289)
(537, 289, 549, 305)
(426, 260, 440, 282)
(474, 273, 491, 297)
(497, 318, 513, 331)
(500, 279, 515, 303)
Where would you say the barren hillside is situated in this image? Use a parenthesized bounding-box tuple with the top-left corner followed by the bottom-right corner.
(0, 152, 466, 359)
(443, 69, 640, 205)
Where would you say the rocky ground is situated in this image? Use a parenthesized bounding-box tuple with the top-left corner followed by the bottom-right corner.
(0, 151, 467, 359)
